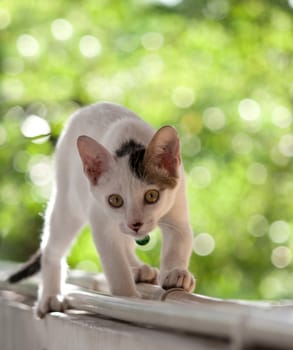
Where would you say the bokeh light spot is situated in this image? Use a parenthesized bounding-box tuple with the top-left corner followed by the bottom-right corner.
(83, 75, 123, 101)
(247, 214, 268, 237)
(51, 18, 73, 41)
(238, 98, 261, 122)
(180, 113, 202, 134)
(246, 162, 267, 185)
(2, 57, 24, 75)
(231, 132, 253, 155)
(29, 158, 52, 187)
(140, 54, 164, 77)
(203, 0, 230, 20)
(172, 86, 195, 108)
(28, 156, 53, 200)
(116, 34, 139, 53)
(271, 246, 292, 269)
(272, 106, 292, 129)
(13, 151, 29, 173)
(269, 220, 290, 244)
(278, 134, 293, 157)
(182, 135, 201, 157)
(79, 35, 102, 58)
(203, 107, 226, 132)
(193, 233, 215, 256)
(4, 106, 24, 121)
(259, 276, 284, 299)
(21, 115, 51, 138)
(17, 34, 40, 57)
(0, 9, 11, 30)
(2, 79, 24, 100)
(141, 32, 164, 51)
(190, 166, 212, 188)
(270, 146, 290, 167)
(1, 183, 20, 206)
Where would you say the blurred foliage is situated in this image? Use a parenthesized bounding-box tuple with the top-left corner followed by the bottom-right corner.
(1, 0, 293, 300)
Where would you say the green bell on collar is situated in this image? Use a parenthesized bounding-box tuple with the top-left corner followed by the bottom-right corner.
(135, 235, 150, 246)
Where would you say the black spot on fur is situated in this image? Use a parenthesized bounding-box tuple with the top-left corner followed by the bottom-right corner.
(129, 147, 145, 179)
(116, 139, 144, 157)
(116, 139, 146, 179)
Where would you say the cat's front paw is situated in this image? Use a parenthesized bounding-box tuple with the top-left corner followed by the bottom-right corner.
(133, 264, 159, 285)
(35, 294, 68, 319)
(160, 268, 195, 292)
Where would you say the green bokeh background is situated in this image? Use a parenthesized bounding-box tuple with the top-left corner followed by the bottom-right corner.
(1, 0, 293, 300)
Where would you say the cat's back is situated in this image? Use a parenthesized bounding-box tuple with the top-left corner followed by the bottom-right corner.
(65, 102, 139, 138)
(58, 102, 154, 155)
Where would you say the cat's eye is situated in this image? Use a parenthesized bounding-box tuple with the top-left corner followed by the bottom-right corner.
(144, 189, 160, 204)
(108, 194, 124, 208)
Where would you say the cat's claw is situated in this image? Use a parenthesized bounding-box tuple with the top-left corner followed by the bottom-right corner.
(35, 294, 68, 319)
(133, 264, 159, 285)
(160, 268, 195, 292)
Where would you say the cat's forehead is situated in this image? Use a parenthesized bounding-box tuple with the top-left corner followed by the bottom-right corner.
(107, 159, 154, 197)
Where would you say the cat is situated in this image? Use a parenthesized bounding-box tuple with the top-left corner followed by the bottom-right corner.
(8, 102, 195, 318)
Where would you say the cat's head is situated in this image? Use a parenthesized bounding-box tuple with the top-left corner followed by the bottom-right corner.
(77, 126, 181, 239)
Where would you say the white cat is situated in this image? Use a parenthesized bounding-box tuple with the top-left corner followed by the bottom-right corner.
(10, 102, 195, 318)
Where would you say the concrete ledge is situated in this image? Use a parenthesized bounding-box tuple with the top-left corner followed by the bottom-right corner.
(1, 262, 293, 349)
(0, 293, 227, 350)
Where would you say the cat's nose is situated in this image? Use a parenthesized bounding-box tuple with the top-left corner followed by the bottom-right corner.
(128, 222, 143, 232)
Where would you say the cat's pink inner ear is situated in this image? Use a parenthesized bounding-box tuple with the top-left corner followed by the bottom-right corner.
(156, 127, 181, 176)
(77, 135, 113, 186)
(144, 126, 181, 187)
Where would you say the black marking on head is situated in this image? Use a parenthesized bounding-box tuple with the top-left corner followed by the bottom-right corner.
(116, 139, 146, 179)
(116, 139, 145, 157)
(129, 147, 145, 179)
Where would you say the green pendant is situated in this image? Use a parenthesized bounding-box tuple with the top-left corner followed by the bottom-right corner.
(135, 235, 150, 246)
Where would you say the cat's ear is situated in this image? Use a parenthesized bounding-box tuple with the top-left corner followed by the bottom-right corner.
(144, 126, 181, 188)
(77, 135, 114, 186)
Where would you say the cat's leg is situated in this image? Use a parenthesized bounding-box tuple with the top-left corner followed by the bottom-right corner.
(36, 195, 84, 318)
(90, 210, 140, 297)
(158, 186, 195, 292)
(159, 219, 195, 292)
(123, 236, 158, 285)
